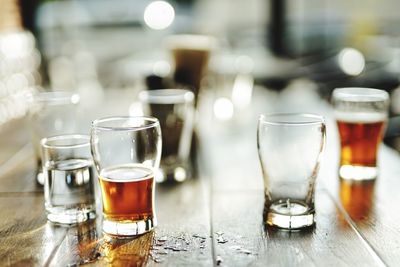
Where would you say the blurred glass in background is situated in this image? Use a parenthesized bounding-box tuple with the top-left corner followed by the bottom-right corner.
(2, 0, 400, 135)
(0, 0, 42, 125)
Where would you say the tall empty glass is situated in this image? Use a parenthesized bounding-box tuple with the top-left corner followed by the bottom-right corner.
(257, 113, 326, 229)
(139, 89, 195, 183)
(90, 116, 161, 237)
(332, 87, 389, 181)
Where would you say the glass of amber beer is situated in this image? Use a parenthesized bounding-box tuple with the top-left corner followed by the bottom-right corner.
(257, 113, 326, 229)
(333, 88, 389, 181)
(90, 116, 161, 237)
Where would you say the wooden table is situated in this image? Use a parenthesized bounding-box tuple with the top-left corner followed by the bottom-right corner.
(1, 87, 400, 266)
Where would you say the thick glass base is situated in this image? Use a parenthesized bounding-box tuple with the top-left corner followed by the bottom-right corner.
(339, 165, 378, 181)
(46, 206, 96, 225)
(102, 217, 157, 237)
(266, 199, 314, 230)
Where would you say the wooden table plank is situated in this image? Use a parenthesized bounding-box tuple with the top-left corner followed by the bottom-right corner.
(0, 196, 67, 266)
(327, 147, 400, 266)
(209, 187, 383, 266)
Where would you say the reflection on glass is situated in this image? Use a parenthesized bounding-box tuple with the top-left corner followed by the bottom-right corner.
(99, 232, 154, 266)
(63, 222, 153, 266)
(340, 178, 375, 221)
(68, 220, 101, 265)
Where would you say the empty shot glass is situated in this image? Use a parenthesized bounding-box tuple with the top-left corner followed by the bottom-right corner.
(90, 116, 161, 237)
(257, 113, 326, 229)
(332, 87, 389, 181)
(139, 89, 195, 183)
(41, 134, 96, 224)
(28, 91, 80, 185)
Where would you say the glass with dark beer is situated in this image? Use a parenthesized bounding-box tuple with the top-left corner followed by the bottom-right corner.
(90, 116, 161, 237)
(139, 89, 195, 183)
(333, 87, 389, 180)
(165, 34, 216, 105)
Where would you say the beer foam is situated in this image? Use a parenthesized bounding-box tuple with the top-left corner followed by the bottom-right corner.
(100, 164, 153, 182)
(166, 34, 217, 51)
(334, 111, 387, 123)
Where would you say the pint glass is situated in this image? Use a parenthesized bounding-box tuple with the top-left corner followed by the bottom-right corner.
(90, 116, 161, 237)
(332, 88, 389, 180)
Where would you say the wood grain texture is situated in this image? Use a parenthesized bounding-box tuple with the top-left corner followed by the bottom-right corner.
(330, 147, 400, 266)
(0, 196, 66, 266)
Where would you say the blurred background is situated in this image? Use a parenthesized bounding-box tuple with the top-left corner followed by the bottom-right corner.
(2, 0, 400, 145)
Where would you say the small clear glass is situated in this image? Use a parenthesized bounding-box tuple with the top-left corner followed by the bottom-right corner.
(90, 116, 161, 237)
(332, 87, 389, 181)
(28, 91, 80, 185)
(257, 113, 326, 229)
(41, 134, 96, 224)
(139, 89, 195, 183)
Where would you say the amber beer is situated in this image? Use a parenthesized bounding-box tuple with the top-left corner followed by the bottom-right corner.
(336, 112, 386, 173)
(340, 179, 375, 221)
(99, 164, 155, 222)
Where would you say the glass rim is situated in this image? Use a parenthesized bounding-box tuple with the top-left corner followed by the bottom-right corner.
(27, 91, 80, 105)
(139, 89, 195, 104)
(91, 116, 160, 132)
(259, 113, 325, 126)
(164, 34, 217, 50)
(332, 87, 389, 102)
(41, 134, 90, 149)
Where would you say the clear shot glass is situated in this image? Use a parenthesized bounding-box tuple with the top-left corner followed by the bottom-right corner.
(41, 134, 96, 224)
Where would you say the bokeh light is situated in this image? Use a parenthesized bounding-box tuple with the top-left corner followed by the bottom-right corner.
(338, 48, 365, 76)
(214, 97, 234, 121)
(144, 1, 175, 30)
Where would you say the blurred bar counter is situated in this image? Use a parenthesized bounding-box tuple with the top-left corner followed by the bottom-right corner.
(1, 86, 400, 266)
